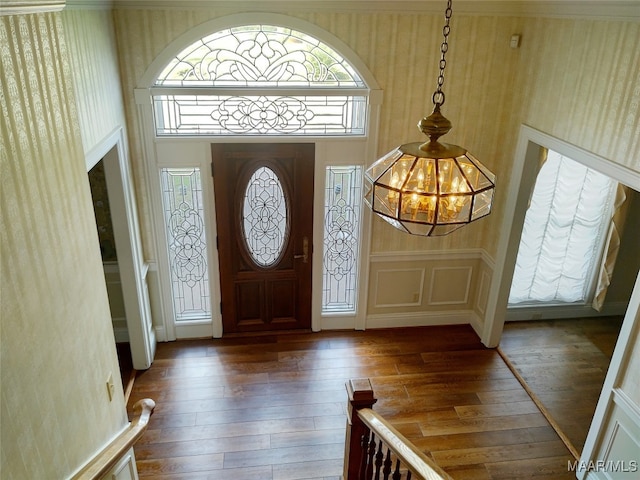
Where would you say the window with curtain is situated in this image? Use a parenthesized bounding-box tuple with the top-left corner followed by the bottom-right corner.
(508, 149, 618, 306)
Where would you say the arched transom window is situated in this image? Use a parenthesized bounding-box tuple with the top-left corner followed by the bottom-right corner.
(152, 25, 369, 136)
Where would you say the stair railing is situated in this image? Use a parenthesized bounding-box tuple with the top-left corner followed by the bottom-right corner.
(71, 398, 155, 480)
(343, 379, 451, 480)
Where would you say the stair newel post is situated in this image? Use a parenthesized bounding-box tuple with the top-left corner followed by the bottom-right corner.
(344, 378, 378, 480)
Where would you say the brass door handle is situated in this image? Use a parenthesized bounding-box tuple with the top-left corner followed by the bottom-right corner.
(294, 236, 309, 263)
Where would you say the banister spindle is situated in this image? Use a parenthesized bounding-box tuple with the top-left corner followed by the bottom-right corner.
(392, 458, 402, 480)
(360, 430, 371, 477)
(365, 433, 376, 479)
(383, 449, 392, 479)
(374, 440, 384, 479)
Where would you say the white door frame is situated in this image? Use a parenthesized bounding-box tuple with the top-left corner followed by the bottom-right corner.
(86, 128, 156, 370)
(579, 275, 640, 479)
(481, 124, 640, 478)
(481, 124, 640, 348)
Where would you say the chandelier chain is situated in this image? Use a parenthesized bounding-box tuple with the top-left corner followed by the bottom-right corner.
(433, 0, 453, 107)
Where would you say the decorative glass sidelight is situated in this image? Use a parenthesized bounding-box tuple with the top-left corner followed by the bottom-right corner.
(322, 166, 363, 313)
(160, 168, 211, 321)
(242, 167, 289, 267)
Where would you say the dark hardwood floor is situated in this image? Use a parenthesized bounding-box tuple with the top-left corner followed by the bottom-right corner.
(128, 325, 580, 479)
(499, 316, 623, 455)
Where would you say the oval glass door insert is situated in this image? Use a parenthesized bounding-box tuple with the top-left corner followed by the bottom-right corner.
(242, 166, 289, 267)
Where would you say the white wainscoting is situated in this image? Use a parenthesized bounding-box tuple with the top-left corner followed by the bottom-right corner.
(106, 447, 139, 480)
(374, 268, 425, 308)
(366, 250, 489, 334)
(584, 389, 640, 480)
(476, 269, 492, 316)
(428, 266, 473, 306)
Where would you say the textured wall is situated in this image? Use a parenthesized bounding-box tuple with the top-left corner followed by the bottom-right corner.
(0, 12, 128, 478)
(112, 7, 640, 261)
(62, 8, 127, 156)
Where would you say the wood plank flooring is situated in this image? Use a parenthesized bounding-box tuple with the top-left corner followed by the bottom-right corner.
(128, 325, 577, 480)
(498, 316, 623, 455)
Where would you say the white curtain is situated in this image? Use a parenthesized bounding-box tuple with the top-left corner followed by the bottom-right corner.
(509, 149, 618, 305)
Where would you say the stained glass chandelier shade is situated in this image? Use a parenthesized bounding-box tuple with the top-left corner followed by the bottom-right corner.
(364, 0, 496, 236)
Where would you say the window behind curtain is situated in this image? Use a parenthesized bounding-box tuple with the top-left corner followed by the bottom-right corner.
(508, 149, 618, 305)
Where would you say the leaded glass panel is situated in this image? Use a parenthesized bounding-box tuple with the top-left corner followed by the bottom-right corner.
(243, 167, 289, 267)
(160, 168, 211, 321)
(153, 94, 366, 136)
(151, 24, 369, 136)
(156, 25, 365, 87)
(322, 166, 363, 313)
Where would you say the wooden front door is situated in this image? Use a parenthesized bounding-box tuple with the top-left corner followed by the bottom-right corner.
(212, 143, 314, 334)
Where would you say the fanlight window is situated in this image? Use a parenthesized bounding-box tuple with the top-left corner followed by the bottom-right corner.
(152, 25, 368, 136)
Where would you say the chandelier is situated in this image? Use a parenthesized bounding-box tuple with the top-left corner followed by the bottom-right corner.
(364, 0, 496, 236)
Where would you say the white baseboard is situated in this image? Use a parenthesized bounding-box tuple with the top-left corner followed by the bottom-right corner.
(320, 315, 357, 331)
(154, 325, 167, 342)
(365, 310, 480, 330)
(113, 325, 129, 343)
(506, 302, 628, 322)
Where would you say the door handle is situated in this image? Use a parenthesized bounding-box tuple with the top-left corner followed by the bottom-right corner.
(293, 236, 309, 263)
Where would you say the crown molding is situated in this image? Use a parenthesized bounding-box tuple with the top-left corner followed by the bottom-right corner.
(2, 1, 636, 21)
(0, 1, 65, 15)
(65, 0, 113, 9)
(107, 1, 639, 21)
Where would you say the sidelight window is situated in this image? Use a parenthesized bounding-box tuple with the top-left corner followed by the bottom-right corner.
(322, 166, 363, 313)
(160, 168, 211, 322)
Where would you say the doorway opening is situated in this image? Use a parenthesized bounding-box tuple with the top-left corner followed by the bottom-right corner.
(88, 159, 134, 392)
(484, 125, 640, 463)
(500, 187, 638, 456)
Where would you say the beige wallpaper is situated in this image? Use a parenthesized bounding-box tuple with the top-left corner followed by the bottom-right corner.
(112, 7, 639, 261)
(62, 8, 127, 157)
(0, 12, 128, 478)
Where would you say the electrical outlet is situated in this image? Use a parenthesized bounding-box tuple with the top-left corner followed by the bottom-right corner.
(106, 373, 115, 402)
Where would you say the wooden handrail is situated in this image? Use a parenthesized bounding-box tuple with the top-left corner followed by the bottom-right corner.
(357, 408, 452, 480)
(72, 398, 155, 480)
(343, 379, 452, 480)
